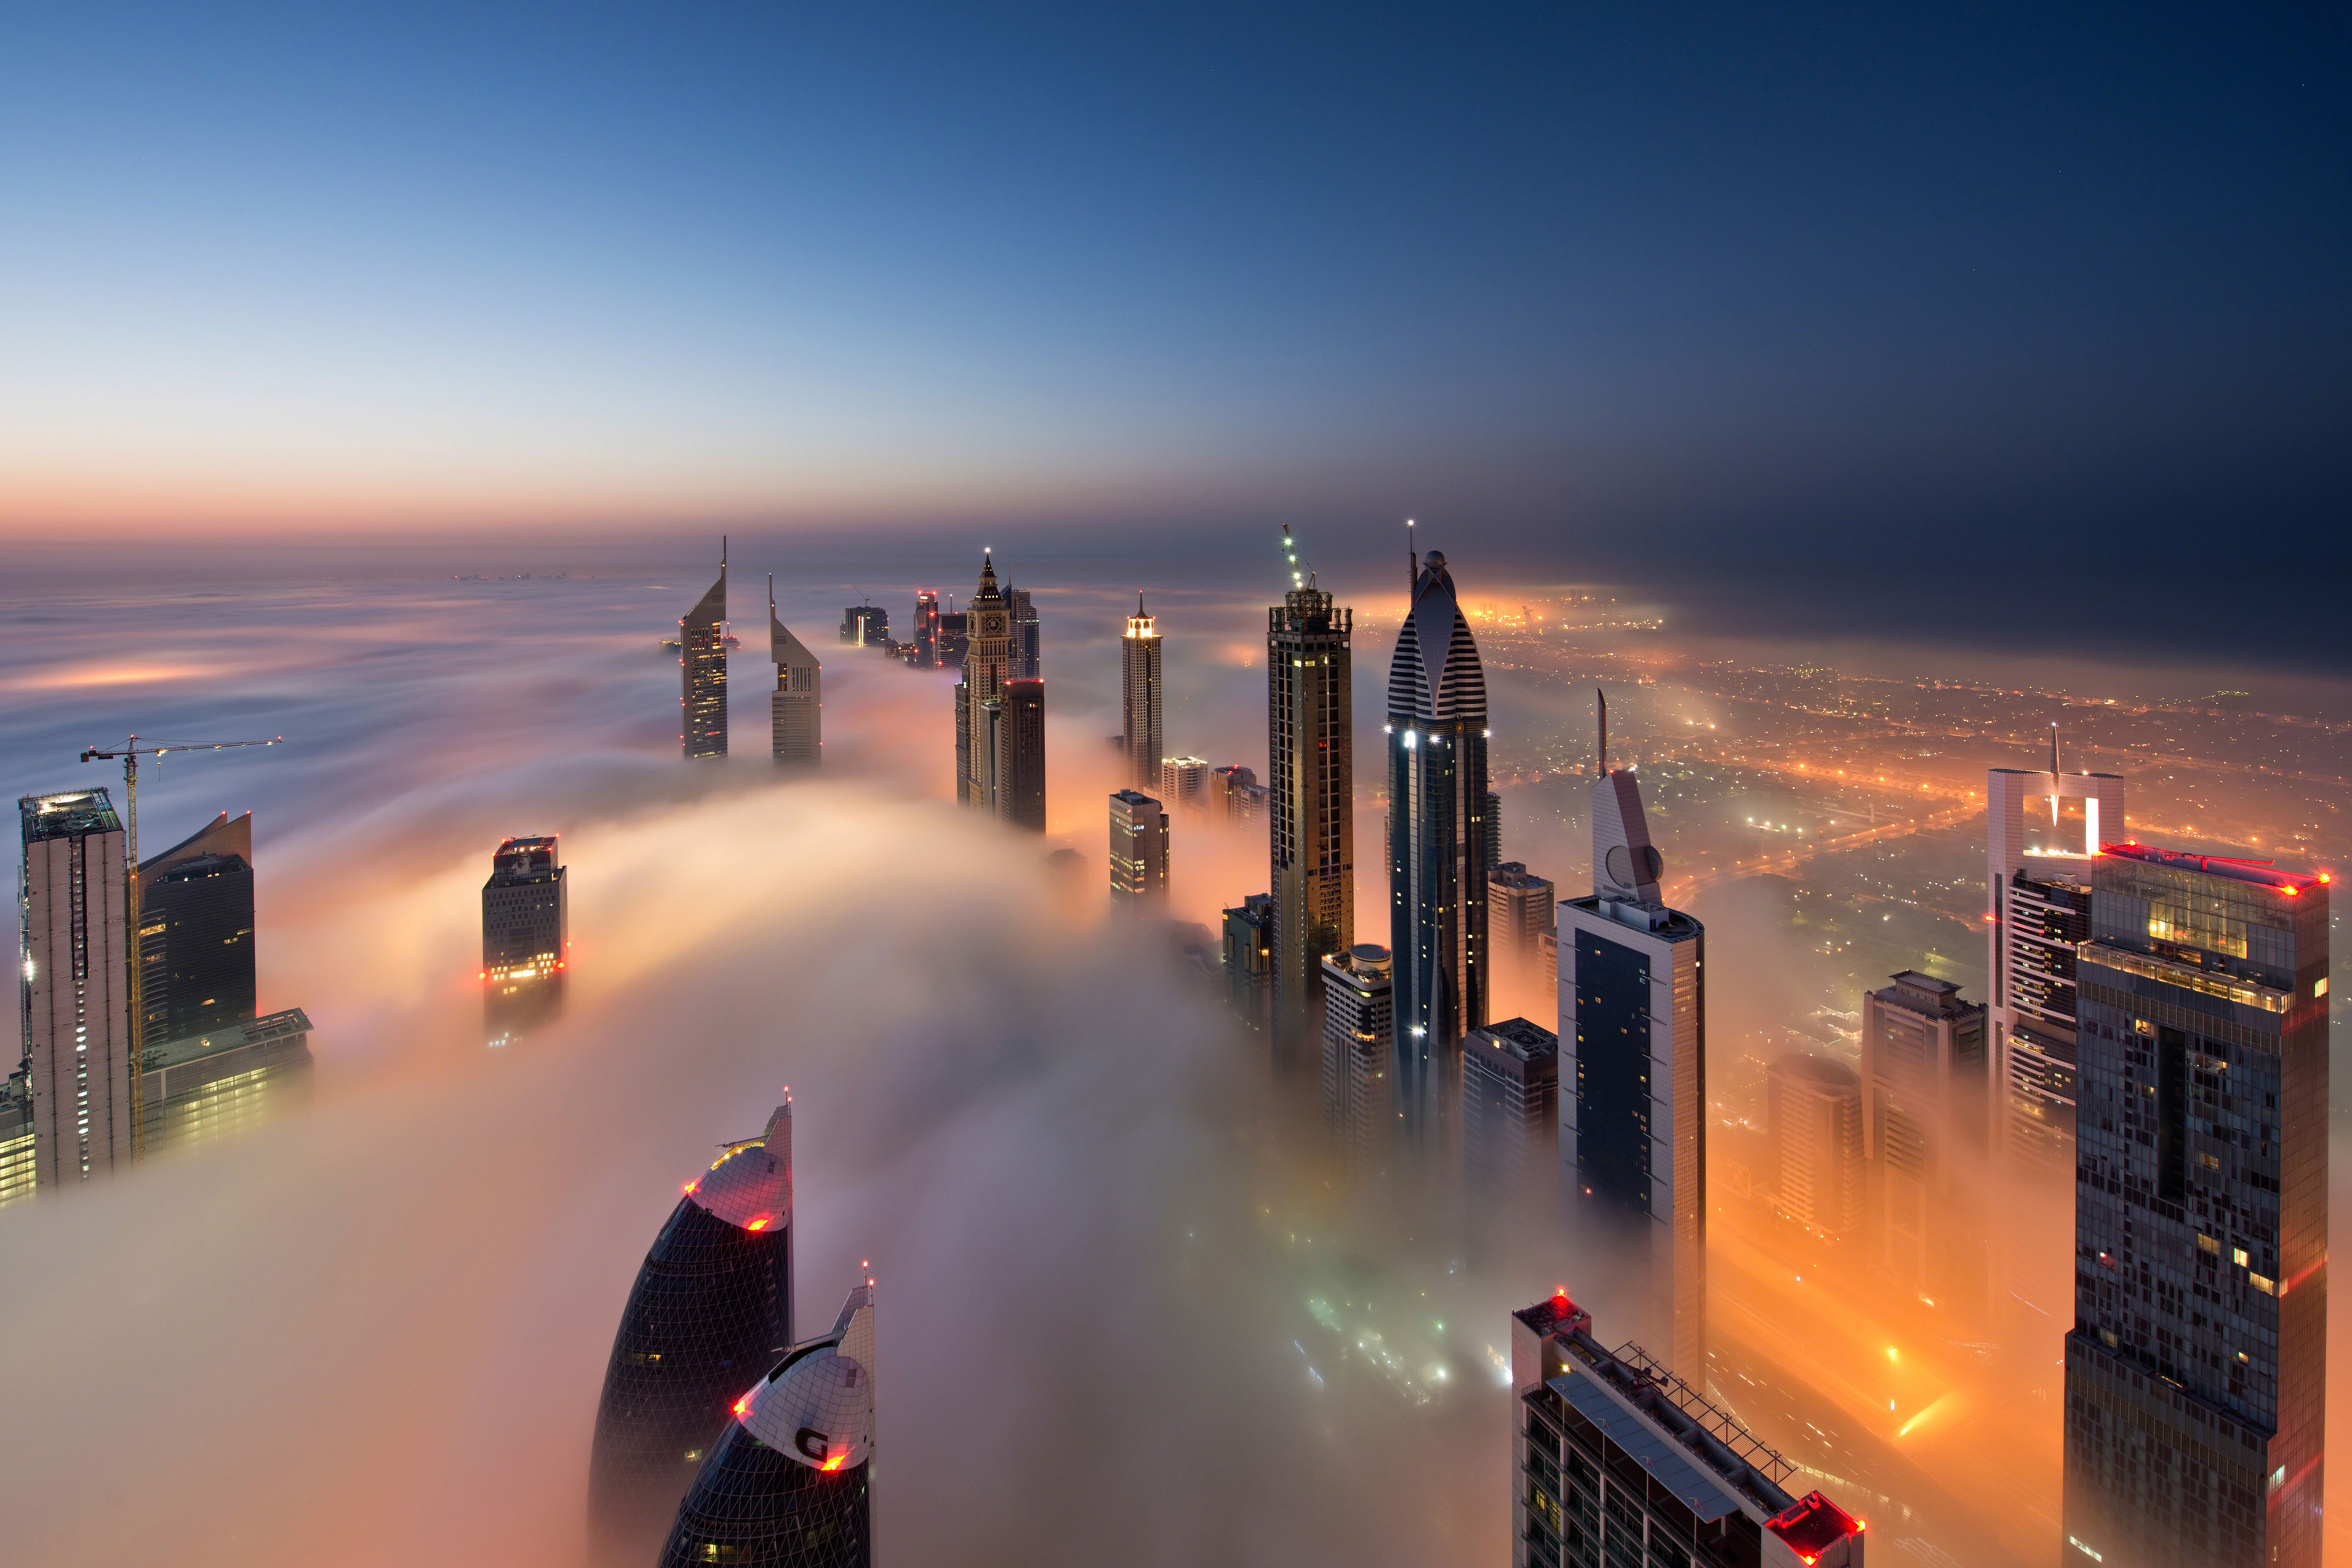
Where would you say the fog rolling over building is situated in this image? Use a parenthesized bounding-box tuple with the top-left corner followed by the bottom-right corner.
(1119, 594, 1163, 790)
(1461, 1017, 1557, 1194)
(137, 810, 254, 1042)
(908, 591, 936, 664)
(954, 553, 1017, 812)
(1987, 754, 2126, 1182)
(1212, 763, 1264, 823)
(1159, 755, 1210, 813)
(1861, 971, 1989, 1314)
(1510, 1292, 1866, 1568)
(658, 1280, 874, 1568)
(681, 542, 729, 759)
(1766, 1054, 1863, 1238)
(1221, 893, 1275, 1035)
(1321, 943, 1392, 1171)
(482, 835, 567, 1047)
(1107, 790, 1169, 907)
(18, 791, 132, 1188)
(838, 601, 888, 649)
(2062, 845, 2329, 1568)
(768, 576, 821, 766)
(1559, 713, 1705, 1377)
(993, 678, 1046, 832)
(1005, 581, 1040, 679)
(1385, 545, 1490, 1145)
(593, 1103, 796, 1558)
(1488, 861, 1556, 1015)
(1268, 575, 1353, 1046)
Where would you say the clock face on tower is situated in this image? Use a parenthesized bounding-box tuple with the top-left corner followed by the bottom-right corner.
(983, 613, 1006, 637)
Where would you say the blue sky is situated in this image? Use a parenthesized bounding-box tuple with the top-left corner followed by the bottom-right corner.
(4, 2, 2345, 561)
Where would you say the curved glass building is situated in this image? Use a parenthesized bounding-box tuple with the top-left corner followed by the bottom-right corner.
(1386, 546, 1491, 1145)
(590, 1103, 794, 1553)
(660, 1281, 876, 1568)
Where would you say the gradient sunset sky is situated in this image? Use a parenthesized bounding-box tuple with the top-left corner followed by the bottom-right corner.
(4, 3, 2346, 562)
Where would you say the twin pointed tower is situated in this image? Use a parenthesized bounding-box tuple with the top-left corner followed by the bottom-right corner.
(677, 541, 823, 765)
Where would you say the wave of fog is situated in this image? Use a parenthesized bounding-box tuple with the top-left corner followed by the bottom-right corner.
(2, 568, 2344, 1567)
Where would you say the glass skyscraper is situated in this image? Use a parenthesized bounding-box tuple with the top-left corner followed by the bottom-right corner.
(681, 544, 728, 758)
(1268, 578, 1353, 1042)
(1120, 594, 1163, 791)
(136, 810, 255, 1044)
(591, 1102, 796, 1554)
(659, 1280, 875, 1568)
(1559, 755, 1706, 1376)
(2062, 845, 2328, 1568)
(1385, 547, 1489, 1146)
(482, 835, 567, 1047)
(768, 576, 822, 767)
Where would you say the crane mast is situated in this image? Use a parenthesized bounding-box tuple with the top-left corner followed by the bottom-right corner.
(78, 734, 283, 1157)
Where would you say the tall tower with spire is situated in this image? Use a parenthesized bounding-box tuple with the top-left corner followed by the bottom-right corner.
(768, 575, 821, 766)
(1559, 687, 1708, 1378)
(955, 552, 1016, 810)
(1120, 594, 1163, 790)
(680, 538, 729, 760)
(1268, 533, 1353, 1048)
(1385, 538, 1490, 1147)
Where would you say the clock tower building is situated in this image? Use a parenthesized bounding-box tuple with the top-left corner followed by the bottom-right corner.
(956, 553, 1020, 812)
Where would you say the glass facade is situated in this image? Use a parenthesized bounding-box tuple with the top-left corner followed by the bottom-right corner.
(1570, 928, 1651, 1215)
(591, 1196, 795, 1550)
(1268, 586, 1353, 1041)
(682, 565, 729, 759)
(140, 851, 255, 1042)
(2062, 847, 2328, 1568)
(657, 1435, 870, 1568)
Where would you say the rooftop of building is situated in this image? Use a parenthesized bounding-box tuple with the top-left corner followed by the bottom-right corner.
(1472, 1016, 1558, 1061)
(1765, 1493, 1866, 1559)
(145, 1007, 314, 1072)
(19, 790, 121, 842)
(684, 1103, 792, 1233)
(2100, 841, 2328, 895)
(1872, 970, 1980, 1019)
(1563, 894, 1702, 942)
(1490, 862, 1555, 892)
(1771, 1052, 1860, 1090)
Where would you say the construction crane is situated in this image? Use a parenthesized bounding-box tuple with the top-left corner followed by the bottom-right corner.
(78, 733, 284, 1155)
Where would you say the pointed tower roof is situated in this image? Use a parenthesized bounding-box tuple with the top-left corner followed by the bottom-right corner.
(769, 575, 820, 671)
(1386, 548, 1487, 725)
(971, 550, 1005, 607)
(685, 542, 726, 631)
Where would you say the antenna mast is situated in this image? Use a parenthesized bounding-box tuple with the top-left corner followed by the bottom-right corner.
(1597, 688, 1608, 777)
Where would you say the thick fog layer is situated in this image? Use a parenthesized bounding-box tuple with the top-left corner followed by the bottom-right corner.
(0, 567, 2345, 1566)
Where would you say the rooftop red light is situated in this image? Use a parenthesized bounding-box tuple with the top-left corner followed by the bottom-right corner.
(1766, 1492, 1862, 1556)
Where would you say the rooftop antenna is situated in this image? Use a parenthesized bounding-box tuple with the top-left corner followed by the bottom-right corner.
(1597, 688, 1608, 777)
(1407, 518, 1418, 594)
(2049, 722, 2062, 826)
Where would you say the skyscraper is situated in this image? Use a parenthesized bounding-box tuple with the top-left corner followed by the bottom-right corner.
(1268, 576, 1352, 1034)
(1461, 1017, 1558, 1193)
(1221, 894, 1275, 1033)
(910, 591, 938, 664)
(994, 677, 1046, 832)
(839, 603, 888, 649)
(1986, 752, 2126, 1181)
(592, 1103, 796, 1553)
(18, 791, 132, 1188)
(2062, 845, 2328, 1568)
(1321, 944, 1393, 1169)
(657, 1280, 873, 1568)
(1766, 1054, 1863, 1238)
(768, 576, 822, 766)
(1159, 755, 1210, 812)
(1212, 764, 1261, 821)
(954, 554, 1015, 811)
(1006, 581, 1041, 679)
(1510, 1292, 1866, 1568)
(482, 835, 567, 1046)
(1860, 971, 1988, 1308)
(1107, 790, 1168, 907)
(682, 543, 728, 759)
(1559, 707, 1706, 1376)
(1483, 788, 1504, 870)
(137, 810, 255, 1044)
(1488, 861, 1556, 1017)
(1120, 594, 1163, 790)
(141, 1006, 315, 1158)
(1387, 545, 1489, 1145)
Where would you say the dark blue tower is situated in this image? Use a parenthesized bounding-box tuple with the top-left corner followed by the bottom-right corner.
(589, 1103, 794, 1555)
(660, 1281, 876, 1568)
(1385, 541, 1491, 1146)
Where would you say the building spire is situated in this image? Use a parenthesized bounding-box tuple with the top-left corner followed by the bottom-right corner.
(1597, 687, 1608, 777)
(1407, 518, 1418, 595)
(2050, 721, 2062, 777)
